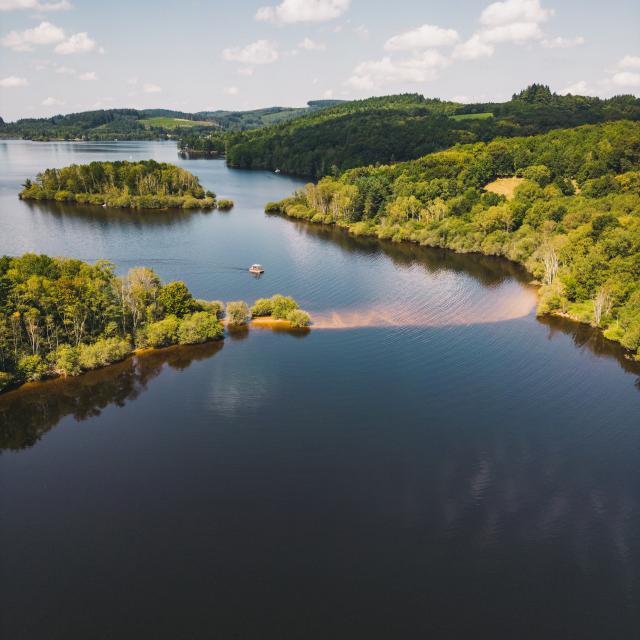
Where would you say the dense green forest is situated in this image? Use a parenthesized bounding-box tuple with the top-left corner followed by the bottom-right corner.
(19, 160, 221, 209)
(0, 254, 225, 391)
(223, 87, 640, 178)
(267, 120, 640, 358)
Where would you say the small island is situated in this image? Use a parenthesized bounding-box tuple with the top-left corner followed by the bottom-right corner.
(0, 253, 310, 393)
(19, 160, 234, 211)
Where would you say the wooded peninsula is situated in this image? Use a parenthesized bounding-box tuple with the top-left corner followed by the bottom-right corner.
(19, 160, 231, 210)
(0, 254, 310, 393)
(267, 120, 640, 360)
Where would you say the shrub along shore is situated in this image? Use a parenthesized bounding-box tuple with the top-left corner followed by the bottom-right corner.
(19, 160, 234, 210)
(0, 254, 310, 393)
(266, 121, 640, 360)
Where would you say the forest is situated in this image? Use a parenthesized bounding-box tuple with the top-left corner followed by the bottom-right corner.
(0, 254, 225, 391)
(222, 87, 640, 178)
(267, 120, 640, 358)
(19, 160, 220, 210)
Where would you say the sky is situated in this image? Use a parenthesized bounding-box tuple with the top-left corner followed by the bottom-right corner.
(0, 0, 639, 120)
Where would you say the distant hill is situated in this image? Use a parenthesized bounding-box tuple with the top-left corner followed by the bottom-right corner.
(220, 87, 640, 177)
(0, 100, 346, 141)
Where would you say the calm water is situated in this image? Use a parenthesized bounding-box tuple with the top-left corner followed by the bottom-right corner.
(1, 141, 639, 639)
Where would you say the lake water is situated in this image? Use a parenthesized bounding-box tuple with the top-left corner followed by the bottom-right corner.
(1, 140, 639, 639)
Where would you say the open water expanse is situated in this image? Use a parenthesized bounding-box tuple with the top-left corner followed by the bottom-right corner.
(1, 140, 639, 638)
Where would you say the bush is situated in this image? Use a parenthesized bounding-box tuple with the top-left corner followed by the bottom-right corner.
(0, 371, 15, 391)
(217, 199, 234, 210)
(264, 202, 282, 214)
(51, 344, 80, 376)
(177, 312, 223, 344)
(226, 301, 251, 326)
(270, 294, 298, 319)
(251, 298, 274, 317)
(17, 354, 47, 381)
(140, 315, 180, 348)
(78, 337, 131, 370)
(286, 309, 311, 328)
(195, 299, 224, 318)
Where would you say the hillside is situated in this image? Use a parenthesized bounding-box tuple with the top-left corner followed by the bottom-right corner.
(223, 86, 640, 178)
(268, 120, 640, 357)
(0, 100, 345, 142)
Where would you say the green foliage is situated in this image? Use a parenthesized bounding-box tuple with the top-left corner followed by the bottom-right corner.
(209, 88, 640, 178)
(251, 298, 274, 317)
(177, 312, 223, 344)
(270, 295, 299, 319)
(158, 281, 195, 317)
(0, 254, 225, 391)
(264, 202, 282, 214)
(216, 199, 234, 210)
(140, 316, 180, 348)
(226, 301, 251, 326)
(0, 371, 14, 391)
(286, 309, 311, 328)
(272, 120, 640, 354)
(19, 160, 216, 210)
(195, 299, 225, 318)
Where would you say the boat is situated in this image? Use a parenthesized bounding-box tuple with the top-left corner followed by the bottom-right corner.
(274, 168, 281, 174)
(249, 264, 264, 274)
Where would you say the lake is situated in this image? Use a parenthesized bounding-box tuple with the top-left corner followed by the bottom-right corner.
(1, 140, 639, 639)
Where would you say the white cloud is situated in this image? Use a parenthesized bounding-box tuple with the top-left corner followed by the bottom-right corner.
(2, 21, 65, 52)
(127, 76, 138, 86)
(0, 0, 71, 11)
(79, 71, 97, 81)
(384, 24, 459, 51)
(617, 55, 640, 70)
(142, 83, 162, 93)
(54, 32, 97, 54)
(224, 86, 239, 95)
(222, 39, 279, 65)
(256, 0, 350, 24)
(453, 35, 494, 60)
(560, 80, 589, 95)
(541, 35, 585, 49)
(0, 75, 28, 87)
(298, 37, 325, 51)
(481, 21, 543, 44)
(54, 65, 75, 74)
(480, 0, 553, 27)
(323, 88, 334, 98)
(42, 96, 64, 106)
(238, 66, 254, 76)
(611, 71, 640, 88)
(346, 50, 449, 90)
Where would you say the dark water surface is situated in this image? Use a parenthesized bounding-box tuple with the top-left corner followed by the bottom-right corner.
(1, 141, 639, 639)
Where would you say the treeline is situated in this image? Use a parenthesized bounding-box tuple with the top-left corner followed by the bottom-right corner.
(0, 254, 225, 391)
(221, 87, 640, 178)
(0, 108, 216, 141)
(20, 160, 221, 210)
(0, 101, 345, 141)
(178, 131, 227, 157)
(268, 120, 640, 357)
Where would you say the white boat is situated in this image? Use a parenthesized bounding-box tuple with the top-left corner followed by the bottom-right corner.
(249, 264, 264, 274)
(274, 168, 281, 174)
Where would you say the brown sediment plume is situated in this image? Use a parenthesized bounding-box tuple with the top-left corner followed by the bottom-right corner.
(310, 288, 538, 330)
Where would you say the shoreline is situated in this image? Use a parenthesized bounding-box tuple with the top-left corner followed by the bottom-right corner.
(276, 213, 639, 361)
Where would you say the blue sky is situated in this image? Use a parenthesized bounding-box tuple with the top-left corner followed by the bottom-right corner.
(0, 0, 639, 120)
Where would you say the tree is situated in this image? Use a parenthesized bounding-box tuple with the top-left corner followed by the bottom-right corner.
(158, 281, 194, 317)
